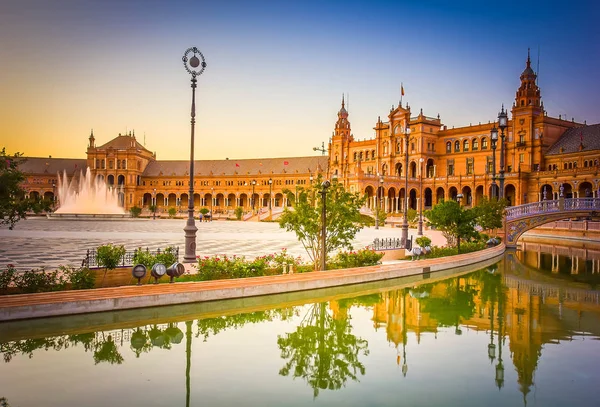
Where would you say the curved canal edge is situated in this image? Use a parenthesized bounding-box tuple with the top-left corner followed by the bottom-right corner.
(0, 244, 505, 322)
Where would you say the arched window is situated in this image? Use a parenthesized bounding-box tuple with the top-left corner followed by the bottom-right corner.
(446, 141, 452, 153)
(564, 163, 568, 170)
(397, 142, 401, 153)
(365, 150, 370, 160)
(463, 139, 469, 152)
(382, 163, 387, 175)
(371, 149, 376, 159)
(353, 152, 357, 161)
(573, 161, 577, 168)
(481, 137, 488, 150)
(454, 141, 460, 152)
(472, 139, 479, 151)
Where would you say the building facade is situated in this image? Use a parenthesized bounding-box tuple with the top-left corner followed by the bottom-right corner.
(19, 52, 600, 217)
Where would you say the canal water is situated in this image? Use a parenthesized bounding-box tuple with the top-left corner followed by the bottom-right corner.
(1, 249, 599, 407)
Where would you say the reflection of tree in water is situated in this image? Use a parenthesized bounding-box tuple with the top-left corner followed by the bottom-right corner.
(196, 308, 298, 341)
(277, 302, 369, 398)
(93, 333, 124, 365)
(418, 277, 478, 330)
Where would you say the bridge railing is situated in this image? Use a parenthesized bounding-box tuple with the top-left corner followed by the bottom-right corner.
(505, 200, 560, 220)
(505, 198, 600, 221)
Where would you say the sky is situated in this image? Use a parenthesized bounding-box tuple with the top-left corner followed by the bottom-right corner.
(1, 0, 599, 161)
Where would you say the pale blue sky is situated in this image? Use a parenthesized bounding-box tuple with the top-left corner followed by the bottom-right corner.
(1, 0, 598, 159)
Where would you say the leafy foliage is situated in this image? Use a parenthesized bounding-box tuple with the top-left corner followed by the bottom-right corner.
(168, 207, 177, 218)
(195, 251, 304, 281)
(0, 148, 51, 229)
(415, 236, 432, 248)
(132, 247, 178, 270)
(234, 206, 244, 220)
(279, 176, 367, 270)
(425, 200, 479, 252)
(277, 303, 369, 398)
(59, 265, 96, 290)
(14, 268, 66, 293)
(129, 206, 142, 218)
(329, 248, 384, 269)
(473, 196, 507, 234)
(96, 244, 126, 270)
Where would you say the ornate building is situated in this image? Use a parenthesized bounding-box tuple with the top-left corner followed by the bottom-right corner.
(19, 52, 600, 217)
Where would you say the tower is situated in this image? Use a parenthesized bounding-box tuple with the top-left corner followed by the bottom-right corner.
(330, 95, 353, 181)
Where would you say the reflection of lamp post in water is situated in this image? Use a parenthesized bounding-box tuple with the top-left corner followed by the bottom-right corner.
(401, 288, 408, 377)
(185, 320, 192, 407)
(488, 291, 496, 362)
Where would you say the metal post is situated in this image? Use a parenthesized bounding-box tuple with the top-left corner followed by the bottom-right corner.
(211, 187, 214, 221)
(182, 47, 206, 263)
(251, 180, 256, 213)
(497, 105, 508, 199)
(491, 125, 498, 199)
(269, 178, 273, 217)
(320, 180, 331, 271)
(152, 188, 156, 220)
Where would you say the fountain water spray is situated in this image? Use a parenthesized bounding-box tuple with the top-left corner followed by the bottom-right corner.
(55, 168, 125, 214)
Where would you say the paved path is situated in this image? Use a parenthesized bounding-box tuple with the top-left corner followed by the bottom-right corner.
(0, 217, 446, 271)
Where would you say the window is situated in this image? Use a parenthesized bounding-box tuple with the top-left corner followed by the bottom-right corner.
(109, 160, 113, 170)
(487, 157, 493, 173)
(353, 152, 357, 161)
(117, 160, 121, 169)
(454, 141, 460, 152)
(446, 141, 452, 153)
(463, 140, 469, 152)
(472, 139, 479, 151)
(466, 158, 474, 175)
(411, 142, 415, 152)
(366, 151, 370, 160)
(447, 159, 454, 176)
(371, 150, 375, 159)
(482, 138, 488, 150)
(519, 153, 525, 163)
(397, 142, 401, 153)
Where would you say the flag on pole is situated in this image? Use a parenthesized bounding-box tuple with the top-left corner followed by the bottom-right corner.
(401, 83, 405, 96)
(235, 163, 240, 167)
(284, 161, 289, 165)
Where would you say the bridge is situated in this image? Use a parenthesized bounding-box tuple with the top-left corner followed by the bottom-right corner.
(504, 198, 600, 248)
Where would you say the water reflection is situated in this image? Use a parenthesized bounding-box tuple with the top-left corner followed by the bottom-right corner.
(1, 257, 600, 406)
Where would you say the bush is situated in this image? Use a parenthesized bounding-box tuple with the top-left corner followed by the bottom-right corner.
(97, 244, 126, 270)
(60, 265, 96, 290)
(168, 207, 177, 218)
(415, 236, 432, 248)
(133, 247, 178, 270)
(330, 247, 384, 269)
(14, 268, 65, 293)
(234, 206, 244, 220)
(129, 206, 142, 218)
(0, 264, 16, 291)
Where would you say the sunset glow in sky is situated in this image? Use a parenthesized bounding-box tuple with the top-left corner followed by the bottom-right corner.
(1, 0, 599, 160)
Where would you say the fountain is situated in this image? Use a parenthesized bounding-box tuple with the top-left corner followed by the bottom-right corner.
(53, 168, 128, 218)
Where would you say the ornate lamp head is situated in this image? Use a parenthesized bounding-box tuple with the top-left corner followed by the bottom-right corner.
(182, 47, 207, 77)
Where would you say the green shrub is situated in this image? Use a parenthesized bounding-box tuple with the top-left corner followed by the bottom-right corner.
(234, 206, 244, 220)
(330, 247, 384, 269)
(129, 206, 142, 218)
(168, 207, 177, 218)
(199, 208, 209, 215)
(156, 246, 178, 266)
(415, 236, 432, 248)
(97, 244, 126, 270)
(133, 247, 178, 269)
(14, 268, 65, 293)
(60, 265, 96, 290)
(0, 265, 16, 291)
(406, 208, 418, 227)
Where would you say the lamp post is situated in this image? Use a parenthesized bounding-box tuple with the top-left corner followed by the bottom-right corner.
(152, 188, 157, 220)
(251, 180, 256, 213)
(320, 180, 331, 271)
(490, 124, 498, 199)
(268, 178, 273, 216)
(497, 105, 508, 199)
(52, 182, 56, 211)
(375, 174, 383, 229)
(310, 173, 315, 206)
(182, 46, 206, 263)
(417, 157, 424, 236)
(210, 187, 214, 221)
(456, 193, 463, 205)
(401, 126, 411, 247)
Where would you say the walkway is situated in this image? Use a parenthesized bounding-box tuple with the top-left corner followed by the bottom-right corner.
(0, 217, 446, 271)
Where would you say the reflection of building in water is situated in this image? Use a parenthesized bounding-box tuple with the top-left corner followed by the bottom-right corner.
(518, 240, 600, 275)
(368, 262, 600, 401)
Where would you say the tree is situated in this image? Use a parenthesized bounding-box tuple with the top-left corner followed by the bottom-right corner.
(0, 148, 51, 229)
(279, 177, 367, 271)
(424, 200, 478, 252)
(473, 196, 507, 235)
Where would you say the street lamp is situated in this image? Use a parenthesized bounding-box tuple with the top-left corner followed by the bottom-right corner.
(182, 46, 207, 263)
(320, 180, 331, 271)
(456, 193, 464, 205)
(417, 157, 424, 236)
(497, 105, 508, 199)
(401, 126, 411, 247)
(251, 180, 256, 213)
(376, 174, 383, 229)
(210, 187, 214, 221)
(52, 182, 56, 211)
(152, 188, 157, 220)
(268, 178, 273, 216)
(490, 124, 498, 199)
